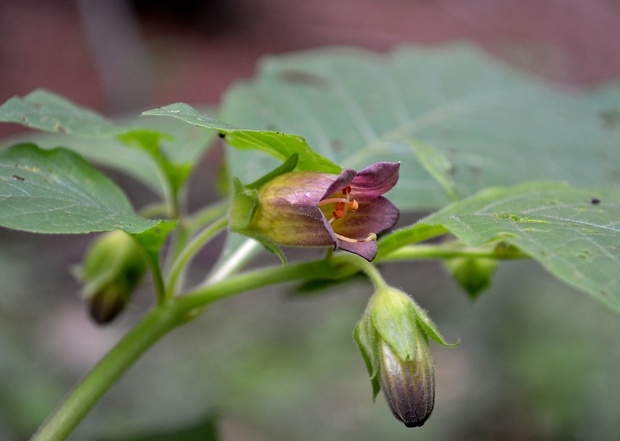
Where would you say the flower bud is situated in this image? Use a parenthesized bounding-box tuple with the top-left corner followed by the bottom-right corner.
(444, 256, 497, 300)
(78, 230, 147, 324)
(378, 329, 435, 427)
(354, 286, 457, 427)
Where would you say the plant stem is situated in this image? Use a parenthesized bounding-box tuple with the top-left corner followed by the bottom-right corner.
(165, 217, 228, 296)
(377, 244, 529, 262)
(334, 253, 387, 290)
(178, 259, 337, 312)
(31, 305, 180, 441)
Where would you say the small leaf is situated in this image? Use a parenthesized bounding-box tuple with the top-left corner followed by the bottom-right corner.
(422, 181, 620, 311)
(118, 130, 193, 202)
(0, 143, 163, 234)
(141, 103, 340, 174)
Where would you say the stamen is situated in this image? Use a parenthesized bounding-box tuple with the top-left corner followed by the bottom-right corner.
(334, 232, 377, 244)
(318, 197, 349, 207)
(348, 199, 359, 211)
(332, 209, 345, 219)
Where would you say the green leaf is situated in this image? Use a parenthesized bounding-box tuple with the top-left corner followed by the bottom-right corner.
(141, 103, 340, 174)
(418, 181, 620, 311)
(0, 89, 124, 137)
(219, 45, 620, 211)
(0, 90, 217, 198)
(0, 143, 164, 234)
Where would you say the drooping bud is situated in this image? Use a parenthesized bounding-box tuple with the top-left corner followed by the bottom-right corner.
(378, 327, 435, 427)
(354, 286, 457, 427)
(444, 257, 498, 300)
(78, 230, 147, 324)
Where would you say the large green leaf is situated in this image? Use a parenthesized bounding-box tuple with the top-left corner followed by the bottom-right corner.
(219, 44, 620, 211)
(0, 90, 217, 198)
(142, 103, 340, 174)
(0, 144, 165, 234)
(387, 182, 620, 311)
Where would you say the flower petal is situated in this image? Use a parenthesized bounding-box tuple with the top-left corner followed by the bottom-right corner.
(321, 169, 357, 200)
(334, 197, 400, 238)
(338, 240, 378, 261)
(350, 162, 400, 199)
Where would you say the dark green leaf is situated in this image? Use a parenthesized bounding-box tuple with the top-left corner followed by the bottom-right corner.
(0, 144, 164, 234)
(411, 182, 620, 311)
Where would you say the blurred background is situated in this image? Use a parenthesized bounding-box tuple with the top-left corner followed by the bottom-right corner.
(1, 0, 620, 440)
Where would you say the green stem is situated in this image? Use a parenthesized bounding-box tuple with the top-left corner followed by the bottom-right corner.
(377, 244, 529, 262)
(178, 259, 337, 312)
(334, 253, 387, 290)
(31, 304, 181, 441)
(165, 217, 228, 296)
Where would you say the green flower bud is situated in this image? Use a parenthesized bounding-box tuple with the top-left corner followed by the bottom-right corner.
(78, 230, 147, 324)
(354, 286, 457, 427)
(444, 256, 498, 300)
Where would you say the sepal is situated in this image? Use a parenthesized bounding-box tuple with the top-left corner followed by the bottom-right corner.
(369, 287, 419, 361)
(228, 177, 286, 264)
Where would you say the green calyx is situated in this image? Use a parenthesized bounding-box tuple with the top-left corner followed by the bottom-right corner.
(228, 154, 300, 264)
